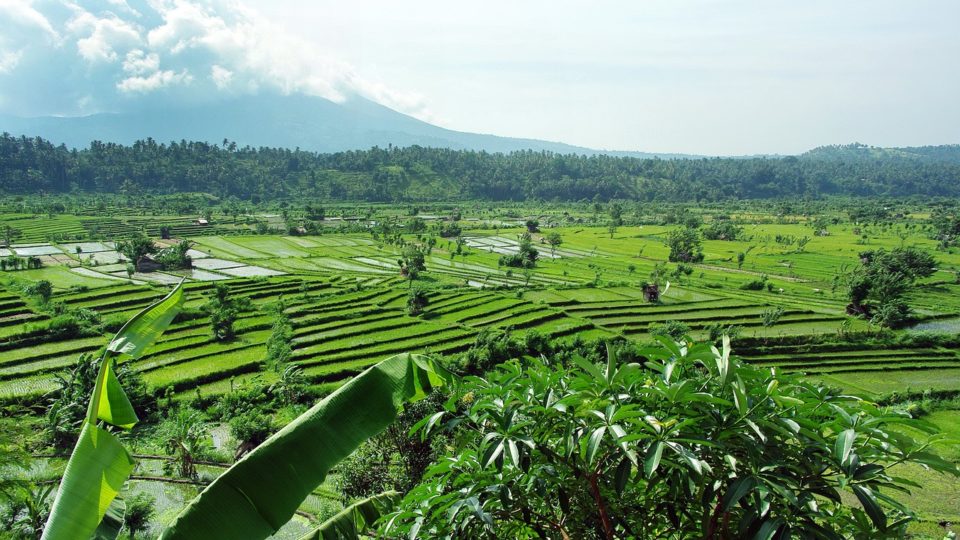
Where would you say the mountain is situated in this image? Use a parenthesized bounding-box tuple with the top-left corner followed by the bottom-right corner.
(0, 94, 696, 158)
(802, 142, 960, 164)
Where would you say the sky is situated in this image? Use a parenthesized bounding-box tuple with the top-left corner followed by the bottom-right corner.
(1, 0, 959, 155)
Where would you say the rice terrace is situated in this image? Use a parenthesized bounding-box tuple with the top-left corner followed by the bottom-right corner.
(3, 1, 960, 539)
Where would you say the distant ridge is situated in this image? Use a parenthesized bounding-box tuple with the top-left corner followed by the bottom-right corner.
(0, 93, 699, 159)
(802, 142, 960, 164)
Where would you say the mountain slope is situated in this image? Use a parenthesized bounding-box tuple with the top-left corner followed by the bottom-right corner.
(0, 94, 694, 158)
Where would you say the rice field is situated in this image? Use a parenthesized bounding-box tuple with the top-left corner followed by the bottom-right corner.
(0, 219, 956, 410)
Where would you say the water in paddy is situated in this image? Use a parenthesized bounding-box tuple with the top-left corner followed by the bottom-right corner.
(907, 317, 960, 333)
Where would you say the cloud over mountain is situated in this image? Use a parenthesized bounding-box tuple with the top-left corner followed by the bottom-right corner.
(0, 0, 432, 119)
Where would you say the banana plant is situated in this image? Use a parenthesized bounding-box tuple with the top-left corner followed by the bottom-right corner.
(42, 281, 185, 540)
(40, 277, 452, 539)
(299, 491, 401, 540)
(159, 353, 451, 539)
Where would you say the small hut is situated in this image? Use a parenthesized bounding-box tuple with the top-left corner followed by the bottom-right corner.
(642, 283, 660, 303)
(135, 255, 163, 273)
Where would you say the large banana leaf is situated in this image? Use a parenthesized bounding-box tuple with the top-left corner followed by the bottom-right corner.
(41, 282, 184, 540)
(159, 353, 451, 540)
(299, 491, 400, 540)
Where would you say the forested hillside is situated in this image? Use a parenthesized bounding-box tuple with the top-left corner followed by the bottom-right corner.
(2, 134, 959, 202)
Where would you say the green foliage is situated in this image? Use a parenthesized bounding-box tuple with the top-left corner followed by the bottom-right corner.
(265, 311, 293, 370)
(545, 231, 563, 256)
(761, 306, 785, 327)
(157, 354, 451, 540)
(228, 410, 274, 457)
(399, 244, 426, 279)
(383, 339, 960, 539)
(153, 240, 193, 270)
(337, 394, 444, 501)
(123, 493, 155, 539)
(648, 320, 691, 341)
(116, 233, 157, 263)
(666, 226, 704, 263)
(203, 283, 250, 341)
(5, 135, 960, 201)
(157, 406, 209, 479)
(740, 275, 768, 290)
(23, 280, 52, 303)
(406, 287, 429, 317)
(843, 246, 937, 327)
(499, 233, 539, 268)
(438, 221, 461, 238)
(703, 220, 743, 241)
(42, 283, 184, 540)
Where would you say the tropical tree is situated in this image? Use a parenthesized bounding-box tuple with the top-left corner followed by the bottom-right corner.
(381, 338, 959, 539)
(41, 282, 185, 540)
(842, 246, 937, 327)
(39, 278, 452, 540)
(116, 233, 157, 264)
(203, 283, 249, 341)
(546, 232, 563, 257)
(407, 287, 429, 316)
(667, 226, 704, 263)
(123, 493, 155, 538)
(158, 407, 209, 479)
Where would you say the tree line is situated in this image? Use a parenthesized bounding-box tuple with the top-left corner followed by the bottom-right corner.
(2, 134, 960, 202)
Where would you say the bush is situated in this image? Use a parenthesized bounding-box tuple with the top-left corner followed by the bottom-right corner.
(648, 320, 690, 341)
(383, 339, 960, 539)
(740, 276, 767, 290)
(229, 410, 273, 451)
(702, 221, 743, 241)
(667, 227, 704, 263)
(123, 492, 155, 538)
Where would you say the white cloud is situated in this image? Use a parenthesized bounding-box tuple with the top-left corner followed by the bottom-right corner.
(67, 8, 143, 63)
(210, 64, 232, 89)
(0, 49, 23, 73)
(0, 0, 59, 40)
(122, 49, 160, 75)
(118, 68, 192, 92)
(0, 0, 434, 120)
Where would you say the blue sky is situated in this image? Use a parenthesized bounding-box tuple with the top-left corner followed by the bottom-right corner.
(1, 0, 958, 154)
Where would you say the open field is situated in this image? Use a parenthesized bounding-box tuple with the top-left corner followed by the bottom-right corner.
(1, 205, 958, 537)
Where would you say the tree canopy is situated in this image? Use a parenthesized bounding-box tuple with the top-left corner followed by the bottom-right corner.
(3, 134, 960, 202)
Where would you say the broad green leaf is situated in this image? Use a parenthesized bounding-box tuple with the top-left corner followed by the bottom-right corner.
(572, 355, 605, 382)
(159, 353, 451, 540)
(644, 441, 664, 478)
(753, 517, 784, 540)
(93, 358, 138, 428)
(299, 491, 400, 540)
(585, 426, 606, 465)
(40, 424, 135, 540)
(107, 281, 184, 358)
(835, 429, 856, 466)
(614, 457, 631, 495)
(721, 476, 757, 512)
(43, 285, 185, 540)
(91, 498, 125, 540)
(852, 485, 887, 530)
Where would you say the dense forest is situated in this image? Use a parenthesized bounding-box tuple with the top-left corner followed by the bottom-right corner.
(1, 134, 959, 202)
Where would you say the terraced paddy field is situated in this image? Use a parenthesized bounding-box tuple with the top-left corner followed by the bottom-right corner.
(0, 221, 956, 402)
(0, 218, 958, 534)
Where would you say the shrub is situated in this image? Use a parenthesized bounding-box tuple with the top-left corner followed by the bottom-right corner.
(740, 276, 768, 290)
(383, 339, 960, 539)
(703, 220, 743, 241)
(123, 493, 155, 538)
(24, 280, 53, 303)
(667, 226, 704, 263)
(648, 320, 690, 341)
(407, 287, 429, 316)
